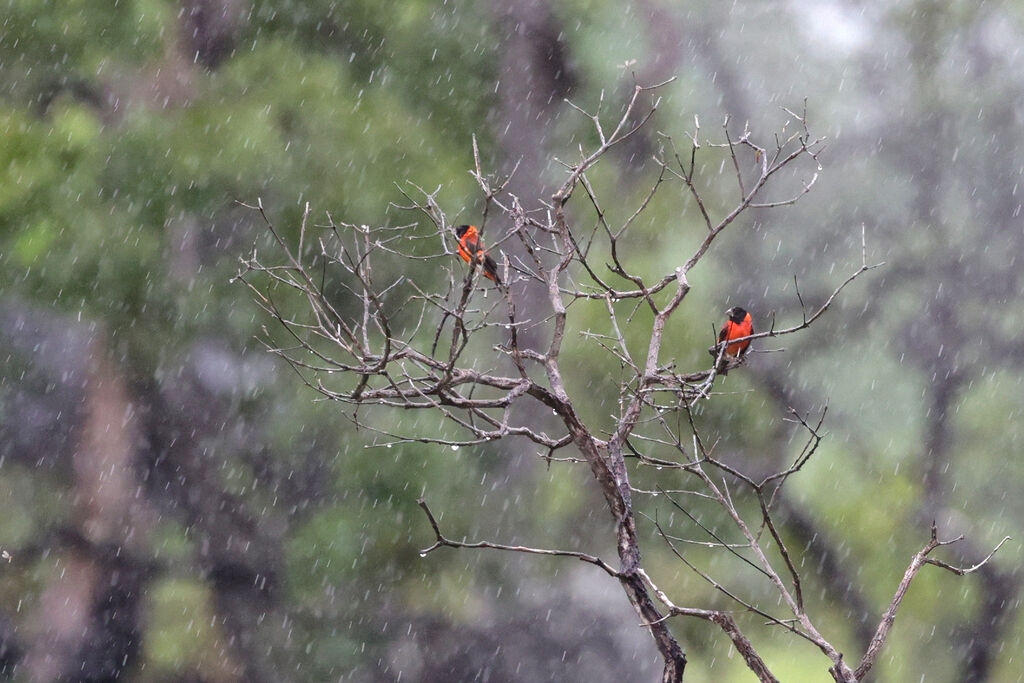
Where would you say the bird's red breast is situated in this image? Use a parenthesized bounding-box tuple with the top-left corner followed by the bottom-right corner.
(718, 308, 753, 357)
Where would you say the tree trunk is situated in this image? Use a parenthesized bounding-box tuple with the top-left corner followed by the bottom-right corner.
(24, 336, 153, 682)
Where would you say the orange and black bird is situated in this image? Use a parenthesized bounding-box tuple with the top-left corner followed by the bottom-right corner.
(455, 224, 501, 284)
(710, 306, 753, 375)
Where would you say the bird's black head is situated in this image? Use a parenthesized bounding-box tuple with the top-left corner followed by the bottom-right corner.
(726, 306, 748, 323)
(455, 225, 473, 238)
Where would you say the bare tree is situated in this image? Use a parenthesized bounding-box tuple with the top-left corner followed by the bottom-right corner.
(234, 82, 1007, 682)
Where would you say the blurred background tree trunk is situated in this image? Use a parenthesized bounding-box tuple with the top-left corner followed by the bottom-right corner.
(24, 338, 151, 681)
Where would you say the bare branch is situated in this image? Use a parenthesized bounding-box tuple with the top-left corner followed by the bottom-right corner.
(417, 498, 621, 576)
(854, 527, 1012, 680)
(638, 568, 780, 683)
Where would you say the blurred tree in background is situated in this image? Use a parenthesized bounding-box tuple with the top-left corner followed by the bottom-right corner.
(0, 0, 1020, 681)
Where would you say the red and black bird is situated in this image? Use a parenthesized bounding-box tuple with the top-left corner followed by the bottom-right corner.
(455, 224, 501, 284)
(711, 306, 753, 375)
